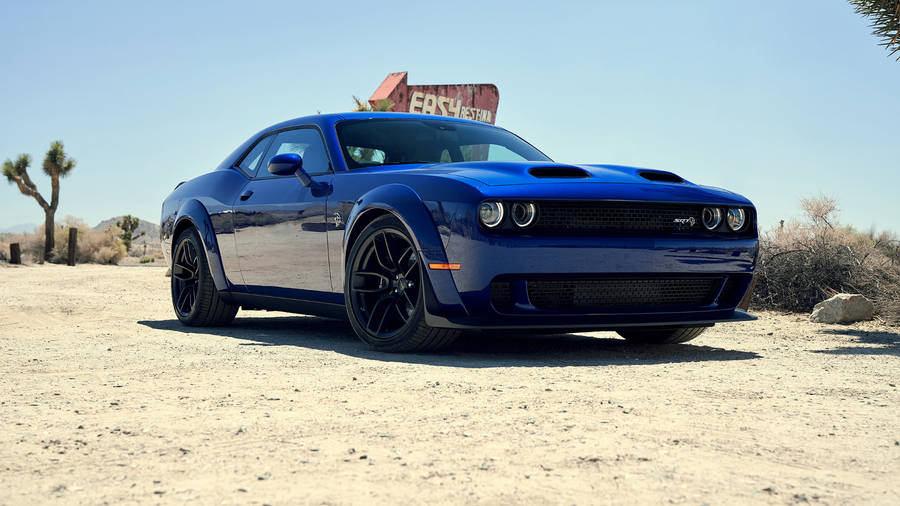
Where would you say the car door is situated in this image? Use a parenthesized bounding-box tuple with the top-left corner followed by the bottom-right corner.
(232, 127, 334, 297)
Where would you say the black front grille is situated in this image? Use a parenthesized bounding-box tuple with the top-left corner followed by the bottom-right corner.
(532, 202, 702, 234)
(491, 277, 723, 312)
(490, 281, 513, 309)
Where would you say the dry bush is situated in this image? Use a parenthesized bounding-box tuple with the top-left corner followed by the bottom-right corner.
(753, 196, 900, 324)
(60, 216, 126, 264)
(7, 217, 126, 264)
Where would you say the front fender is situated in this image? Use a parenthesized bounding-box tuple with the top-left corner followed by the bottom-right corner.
(344, 184, 468, 319)
(174, 199, 230, 291)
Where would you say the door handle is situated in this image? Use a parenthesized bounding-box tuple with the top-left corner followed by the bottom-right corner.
(239, 190, 254, 201)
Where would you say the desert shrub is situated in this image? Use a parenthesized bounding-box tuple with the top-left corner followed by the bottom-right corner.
(17, 217, 126, 264)
(0, 229, 39, 264)
(93, 245, 125, 264)
(139, 256, 155, 264)
(753, 196, 900, 324)
(21, 229, 47, 262)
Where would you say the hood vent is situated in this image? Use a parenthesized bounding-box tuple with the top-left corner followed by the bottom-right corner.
(638, 170, 684, 183)
(529, 166, 591, 179)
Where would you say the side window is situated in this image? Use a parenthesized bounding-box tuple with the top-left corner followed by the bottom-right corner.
(259, 128, 331, 178)
(237, 136, 271, 177)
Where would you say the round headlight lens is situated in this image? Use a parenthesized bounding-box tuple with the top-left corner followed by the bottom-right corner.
(726, 208, 746, 231)
(479, 201, 504, 228)
(702, 207, 723, 231)
(511, 202, 537, 227)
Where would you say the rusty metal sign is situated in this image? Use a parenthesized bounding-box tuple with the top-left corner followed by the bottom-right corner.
(368, 71, 499, 124)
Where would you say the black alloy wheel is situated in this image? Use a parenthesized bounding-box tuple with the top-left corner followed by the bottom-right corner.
(345, 215, 459, 352)
(172, 237, 200, 317)
(350, 227, 421, 338)
(170, 228, 238, 326)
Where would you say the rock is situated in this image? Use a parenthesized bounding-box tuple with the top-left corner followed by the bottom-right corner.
(810, 294, 874, 324)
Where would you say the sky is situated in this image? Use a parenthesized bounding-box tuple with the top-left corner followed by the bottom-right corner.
(1, 0, 898, 233)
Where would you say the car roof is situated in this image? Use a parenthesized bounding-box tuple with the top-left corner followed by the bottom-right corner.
(267, 111, 498, 131)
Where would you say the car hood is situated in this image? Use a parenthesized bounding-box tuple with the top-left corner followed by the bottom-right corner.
(419, 161, 673, 186)
(356, 161, 753, 206)
(381, 161, 690, 186)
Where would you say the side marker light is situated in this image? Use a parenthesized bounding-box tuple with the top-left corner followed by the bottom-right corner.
(428, 263, 461, 270)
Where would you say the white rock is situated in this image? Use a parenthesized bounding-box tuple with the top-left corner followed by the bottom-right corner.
(809, 294, 875, 324)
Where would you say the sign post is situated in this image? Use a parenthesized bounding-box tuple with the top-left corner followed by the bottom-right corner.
(9, 243, 21, 264)
(67, 227, 77, 266)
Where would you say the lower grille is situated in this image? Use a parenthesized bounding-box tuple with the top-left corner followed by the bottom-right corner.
(490, 280, 513, 310)
(491, 277, 723, 312)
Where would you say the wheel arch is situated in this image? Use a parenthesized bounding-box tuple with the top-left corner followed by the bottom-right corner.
(173, 199, 230, 291)
(343, 184, 469, 320)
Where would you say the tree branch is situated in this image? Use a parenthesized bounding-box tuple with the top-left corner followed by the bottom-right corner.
(7, 173, 50, 210)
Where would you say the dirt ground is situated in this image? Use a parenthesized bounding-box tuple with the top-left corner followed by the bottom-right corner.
(0, 264, 897, 505)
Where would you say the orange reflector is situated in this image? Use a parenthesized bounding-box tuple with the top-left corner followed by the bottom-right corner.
(428, 262, 461, 270)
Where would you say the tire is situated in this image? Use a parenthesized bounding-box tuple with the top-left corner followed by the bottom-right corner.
(344, 215, 460, 352)
(171, 228, 238, 326)
(616, 326, 707, 344)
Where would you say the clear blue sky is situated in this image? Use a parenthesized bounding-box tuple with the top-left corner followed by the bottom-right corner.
(1, 0, 898, 233)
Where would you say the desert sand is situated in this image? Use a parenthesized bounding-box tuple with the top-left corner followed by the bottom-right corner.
(0, 264, 897, 504)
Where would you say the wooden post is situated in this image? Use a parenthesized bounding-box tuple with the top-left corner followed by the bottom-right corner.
(67, 227, 77, 266)
(9, 243, 21, 264)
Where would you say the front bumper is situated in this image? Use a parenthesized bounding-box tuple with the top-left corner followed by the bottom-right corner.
(423, 233, 758, 330)
(425, 307, 757, 331)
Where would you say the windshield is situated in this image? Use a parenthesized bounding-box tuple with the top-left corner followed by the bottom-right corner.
(336, 118, 551, 169)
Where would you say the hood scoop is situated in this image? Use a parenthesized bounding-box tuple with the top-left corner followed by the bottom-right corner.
(529, 166, 592, 179)
(638, 170, 684, 183)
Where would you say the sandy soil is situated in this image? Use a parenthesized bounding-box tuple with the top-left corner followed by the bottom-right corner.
(0, 264, 897, 505)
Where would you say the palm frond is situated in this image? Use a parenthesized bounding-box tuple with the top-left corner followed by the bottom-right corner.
(850, 0, 900, 59)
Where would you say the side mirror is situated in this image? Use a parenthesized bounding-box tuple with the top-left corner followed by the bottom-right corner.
(267, 153, 314, 187)
(268, 153, 302, 176)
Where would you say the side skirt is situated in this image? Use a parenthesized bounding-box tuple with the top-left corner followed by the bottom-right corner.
(224, 292, 348, 320)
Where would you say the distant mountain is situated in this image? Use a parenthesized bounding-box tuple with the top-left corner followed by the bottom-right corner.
(0, 223, 39, 234)
(93, 216, 160, 245)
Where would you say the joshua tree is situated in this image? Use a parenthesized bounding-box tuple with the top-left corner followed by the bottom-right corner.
(2, 141, 76, 260)
(117, 215, 145, 253)
(850, 1, 900, 59)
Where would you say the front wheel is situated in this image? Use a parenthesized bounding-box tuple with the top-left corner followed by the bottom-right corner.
(616, 326, 707, 344)
(345, 215, 459, 352)
(171, 228, 238, 326)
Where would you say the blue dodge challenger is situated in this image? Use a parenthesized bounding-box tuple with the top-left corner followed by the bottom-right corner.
(161, 112, 757, 352)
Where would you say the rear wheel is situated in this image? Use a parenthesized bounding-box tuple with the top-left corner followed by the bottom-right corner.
(171, 228, 238, 326)
(617, 326, 707, 344)
(345, 215, 459, 352)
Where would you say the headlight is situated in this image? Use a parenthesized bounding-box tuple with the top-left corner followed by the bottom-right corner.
(511, 202, 536, 227)
(479, 201, 504, 228)
(726, 208, 746, 231)
(702, 207, 723, 231)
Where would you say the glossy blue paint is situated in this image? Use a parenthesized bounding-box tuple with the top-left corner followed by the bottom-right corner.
(161, 169, 248, 291)
(267, 152, 303, 176)
(161, 112, 759, 331)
